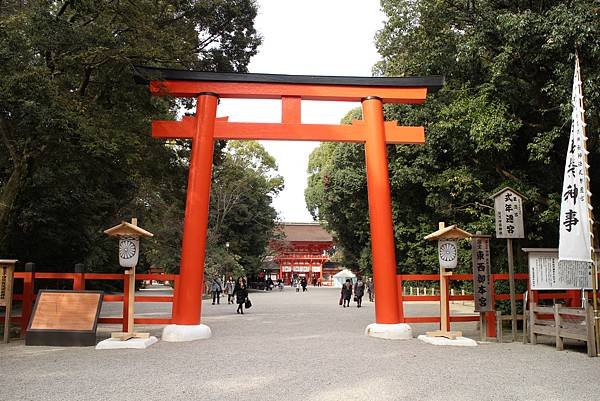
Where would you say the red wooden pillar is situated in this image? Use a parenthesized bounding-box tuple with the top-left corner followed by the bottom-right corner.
(486, 274, 497, 337)
(444, 275, 451, 329)
(362, 96, 402, 324)
(565, 290, 579, 307)
(122, 272, 130, 332)
(172, 93, 219, 325)
(73, 263, 85, 291)
(20, 262, 35, 337)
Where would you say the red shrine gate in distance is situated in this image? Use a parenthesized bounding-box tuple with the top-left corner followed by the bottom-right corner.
(135, 66, 443, 341)
(271, 223, 335, 286)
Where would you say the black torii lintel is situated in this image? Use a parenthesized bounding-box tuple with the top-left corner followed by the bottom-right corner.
(133, 66, 444, 92)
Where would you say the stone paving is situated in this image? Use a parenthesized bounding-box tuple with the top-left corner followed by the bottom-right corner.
(1, 286, 599, 401)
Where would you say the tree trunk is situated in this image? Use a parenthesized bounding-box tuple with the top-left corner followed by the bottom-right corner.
(0, 158, 28, 246)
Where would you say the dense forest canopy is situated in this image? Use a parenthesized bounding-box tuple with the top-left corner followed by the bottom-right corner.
(306, 0, 600, 276)
(0, 1, 280, 278)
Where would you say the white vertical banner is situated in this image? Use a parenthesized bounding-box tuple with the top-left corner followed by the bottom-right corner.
(559, 55, 593, 263)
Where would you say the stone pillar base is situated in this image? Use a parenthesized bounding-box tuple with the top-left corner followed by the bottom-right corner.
(365, 323, 412, 340)
(417, 334, 477, 347)
(96, 336, 158, 350)
(162, 324, 211, 342)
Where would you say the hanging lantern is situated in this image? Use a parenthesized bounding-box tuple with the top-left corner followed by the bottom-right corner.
(104, 219, 153, 270)
(438, 240, 458, 269)
(119, 235, 140, 268)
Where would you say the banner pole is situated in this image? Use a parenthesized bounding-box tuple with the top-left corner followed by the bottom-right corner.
(576, 52, 600, 352)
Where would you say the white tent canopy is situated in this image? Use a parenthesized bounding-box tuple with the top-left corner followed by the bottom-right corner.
(332, 269, 356, 288)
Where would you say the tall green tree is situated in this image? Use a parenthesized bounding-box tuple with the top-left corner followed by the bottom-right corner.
(306, 0, 600, 275)
(0, 1, 261, 270)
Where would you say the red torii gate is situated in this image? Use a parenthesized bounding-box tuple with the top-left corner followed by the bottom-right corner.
(135, 67, 443, 341)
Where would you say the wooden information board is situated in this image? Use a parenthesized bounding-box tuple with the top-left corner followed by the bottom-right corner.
(1, 260, 17, 343)
(26, 290, 103, 346)
(0, 264, 14, 307)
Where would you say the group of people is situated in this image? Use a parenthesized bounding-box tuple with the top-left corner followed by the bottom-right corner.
(211, 276, 250, 314)
(292, 277, 308, 292)
(340, 277, 374, 308)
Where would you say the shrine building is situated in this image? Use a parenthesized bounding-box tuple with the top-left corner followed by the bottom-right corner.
(270, 223, 337, 285)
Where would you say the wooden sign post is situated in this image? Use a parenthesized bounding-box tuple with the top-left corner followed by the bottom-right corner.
(424, 223, 472, 340)
(1, 260, 17, 343)
(103, 218, 153, 342)
(491, 187, 526, 342)
(471, 233, 493, 341)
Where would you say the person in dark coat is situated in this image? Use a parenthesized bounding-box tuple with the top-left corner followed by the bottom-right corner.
(366, 277, 374, 302)
(211, 276, 222, 305)
(341, 279, 353, 308)
(233, 277, 248, 314)
(301, 277, 307, 292)
(354, 277, 365, 308)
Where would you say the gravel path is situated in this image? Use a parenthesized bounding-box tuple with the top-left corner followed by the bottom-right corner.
(1, 286, 598, 401)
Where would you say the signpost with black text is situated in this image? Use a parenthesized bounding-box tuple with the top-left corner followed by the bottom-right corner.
(492, 187, 526, 341)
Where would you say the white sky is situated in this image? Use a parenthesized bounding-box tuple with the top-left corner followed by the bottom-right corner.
(217, 0, 385, 222)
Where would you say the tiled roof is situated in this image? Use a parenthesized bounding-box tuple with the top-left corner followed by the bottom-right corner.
(281, 223, 333, 243)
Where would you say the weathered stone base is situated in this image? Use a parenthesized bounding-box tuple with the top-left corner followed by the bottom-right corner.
(365, 323, 413, 340)
(96, 336, 158, 350)
(418, 334, 478, 347)
(161, 324, 212, 342)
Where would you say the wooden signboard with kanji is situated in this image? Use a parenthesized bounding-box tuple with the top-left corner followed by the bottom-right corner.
(26, 290, 103, 346)
(471, 235, 493, 312)
(1, 260, 17, 343)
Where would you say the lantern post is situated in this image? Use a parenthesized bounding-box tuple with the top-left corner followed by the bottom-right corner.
(423, 222, 473, 341)
(97, 218, 156, 349)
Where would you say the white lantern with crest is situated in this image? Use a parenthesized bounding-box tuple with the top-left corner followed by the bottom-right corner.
(119, 235, 140, 268)
(438, 240, 459, 270)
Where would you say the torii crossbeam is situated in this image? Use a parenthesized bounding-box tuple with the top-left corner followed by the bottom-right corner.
(135, 66, 443, 341)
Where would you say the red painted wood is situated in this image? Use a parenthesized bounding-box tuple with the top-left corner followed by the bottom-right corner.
(152, 118, 425, 144)
(172, 93, 218, 325)
(84, 273, 123, 280)
(150, 80, 428, 103)
(123, 273, 130, 332)
(73, 272, 85, 291)
(21, 271, 34, 337)
(34, 272, 76, 279)
(404, 316, 479, 323)
(363, 97, 401, 324)
(282, 96, 301, 124)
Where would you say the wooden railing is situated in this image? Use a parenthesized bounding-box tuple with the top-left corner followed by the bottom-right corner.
(1, 263, 178, 337)
(529, 302, 597, 356)
(397, 273, 585, 337)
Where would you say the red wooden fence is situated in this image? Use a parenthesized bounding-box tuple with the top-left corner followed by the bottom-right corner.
(2, 268, 587, 339)
(398, 273, 586, 337)
(1, 267, 178, 337)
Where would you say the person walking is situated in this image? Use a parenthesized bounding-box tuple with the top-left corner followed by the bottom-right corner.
(233, 277, 248, 314)
(211, 276, 223, 305)
(354, 277, 365, 308)
(367, 277, 374, 302)
(301, 277, 307, 292)
(341, 278, 353, 308)
(225, 276, 235, 304)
